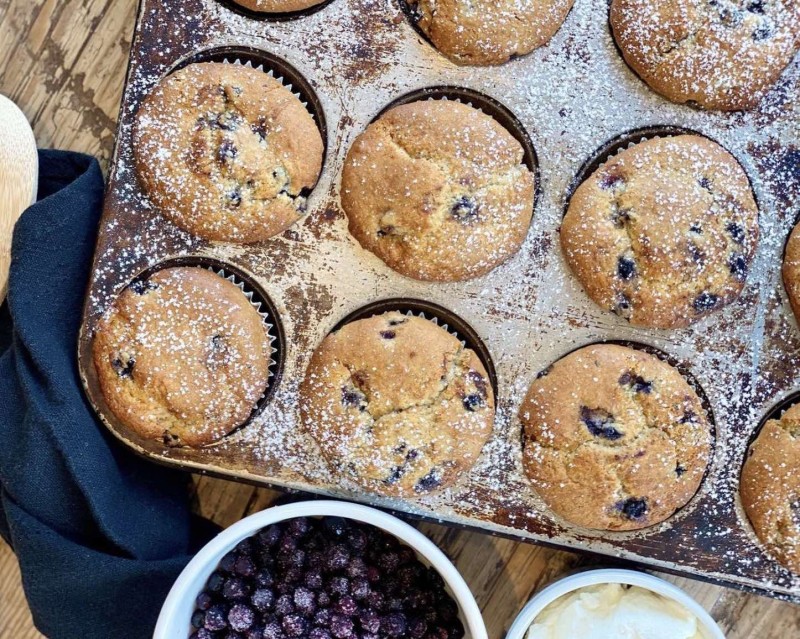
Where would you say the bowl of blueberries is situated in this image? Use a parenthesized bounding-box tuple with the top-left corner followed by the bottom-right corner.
(154, 500, 487, 639)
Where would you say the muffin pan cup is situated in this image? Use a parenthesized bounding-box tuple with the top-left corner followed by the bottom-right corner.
(79, 0, 800, 601)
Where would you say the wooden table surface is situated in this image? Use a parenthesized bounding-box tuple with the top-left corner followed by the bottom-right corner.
(2, 0, 800, 636)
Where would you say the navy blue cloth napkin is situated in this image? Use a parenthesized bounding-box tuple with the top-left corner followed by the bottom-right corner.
(0, 150, 217, 639)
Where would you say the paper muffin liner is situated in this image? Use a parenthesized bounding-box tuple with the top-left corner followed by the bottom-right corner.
(121, 258, 285, 440)
(332, 298, 498, 401)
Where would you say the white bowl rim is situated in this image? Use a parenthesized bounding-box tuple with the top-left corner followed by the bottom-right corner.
(154, 499, 487, 639)
(505, 568, 725, 639)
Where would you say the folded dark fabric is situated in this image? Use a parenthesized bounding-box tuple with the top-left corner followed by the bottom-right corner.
(0, 150, 217, 639)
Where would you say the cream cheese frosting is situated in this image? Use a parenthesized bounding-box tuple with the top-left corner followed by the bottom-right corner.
(526, 583, 706, 639)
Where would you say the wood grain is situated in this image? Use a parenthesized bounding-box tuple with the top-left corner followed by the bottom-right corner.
(0, 0, 799, 635)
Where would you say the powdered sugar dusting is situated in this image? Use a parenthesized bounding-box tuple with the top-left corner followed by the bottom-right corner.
(79, 0, 800, 600)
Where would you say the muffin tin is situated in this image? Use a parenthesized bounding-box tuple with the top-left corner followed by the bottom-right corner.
(78, 0, 800, 601)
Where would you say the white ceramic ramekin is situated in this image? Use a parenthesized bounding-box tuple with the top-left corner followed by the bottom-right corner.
(505, 568, 725, 639)
(154, 500, 487, 639)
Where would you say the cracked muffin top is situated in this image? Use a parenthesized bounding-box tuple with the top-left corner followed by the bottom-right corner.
(741, 403, 800, 574)
(92, 267, 271, 447)
(783, 221, 800, 327)
(520, 344, 713, 531)
(406, 0, 574, 65)
(561, 134, 759, 329)
(610, 0, 800, 111)
(132, 62, 324, 243)
(231, 0, 327, 13)
(299, 312, 495, 497)
(341, 99, 536, 282)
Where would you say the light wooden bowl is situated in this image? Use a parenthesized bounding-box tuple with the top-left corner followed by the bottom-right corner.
(0, 94, 38, 302)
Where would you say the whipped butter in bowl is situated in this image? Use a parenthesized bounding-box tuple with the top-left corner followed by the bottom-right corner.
(507, 569, 725, 639)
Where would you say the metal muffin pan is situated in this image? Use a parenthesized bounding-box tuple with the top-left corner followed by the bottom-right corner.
(78, 0, 800, 600)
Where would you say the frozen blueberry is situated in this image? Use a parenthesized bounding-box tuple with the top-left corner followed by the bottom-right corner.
(326, 544, 351, 572)
(382, 612, 408, 637)
(617, 255, 637, 280)
(409, 618, 428, 638)
(196, 592, 213, 612)
(235, 538, 253, 555)
(618, 497, 648, 520)
(304, 569, 324, 590)
(288, 517, 311, 537)
(330, 614, 355, 639)
(450, 196, 479, 223)
(275, 593, 295, 616)
(229, 604, 255, 632)
(352, 577, 371, 600)
(246, 625, 265, 639)
(446, 618, 465, 639)
(314, 607, 332, 627)
(729, 253, 748, 280)
(205, 604, 229, 631)
(223, 577, 250, 601)
(257, 525, 283, 548)
(360, 609, 381, 633)
(345, 527, 368, 553)
(317, 591, 332, 608)
(255, 569, 275, 589)
(335, 595, 358, 616)
(191, 630, 215, 639)
(207, 571, 226, 593)
(252, 588, 275, 612)
(618, 371, 653, 394)
(192, 610, 206, 629)
(262, 621, 283, 639)
(580, 406, 623, 441)
(220, 551, 238, 574)
(234, 555, 256, 577)
(282, 614, 308, 637)
(322, 517, 349, 538)
(378, 551, 400, 572)
(293, 587, 316, 615)
(310, 629, 333, 639)
(329, 575, 350, 596)
(346, 557, 368, 579)
(693, 291, 720, 313)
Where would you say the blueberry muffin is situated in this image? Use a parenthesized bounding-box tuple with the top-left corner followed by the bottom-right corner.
(562, 135, 759, 329)
(741, 403, 800, 573)
(133, 62, 324, 243)
(407, 0, 574, 65)
(92, 267, 271, 447)
(610, 0, 800, 111)
(299, 312, 494, 497)
(520, 344, 712, 531)
(341, 100, 535, 282)
(783, 221, 800, 325)
(231, 0, 326, 12)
